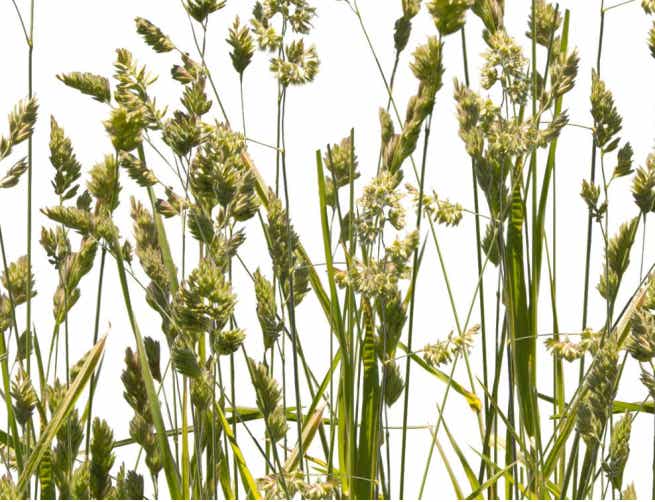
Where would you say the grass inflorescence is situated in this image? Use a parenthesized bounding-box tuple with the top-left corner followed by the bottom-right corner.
(3, 0, 655, 499)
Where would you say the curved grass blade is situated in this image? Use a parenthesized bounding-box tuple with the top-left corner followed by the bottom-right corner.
(112, 239, 182, 498)
(17, 336, 106, 493)
(215, 403, 262, 499)
(397, 342, 482, 412)
(465, 462, 518, 500)
(434, 434, 464, 499)
(284, 401, 327, 472)
(438, 411, 481, 497)
(315, 150, 346, 352)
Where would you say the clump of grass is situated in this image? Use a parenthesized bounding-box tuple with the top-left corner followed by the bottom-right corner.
(4, 0, 655, 499)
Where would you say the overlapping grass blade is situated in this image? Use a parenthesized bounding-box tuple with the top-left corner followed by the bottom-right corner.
(17, 336, 106, 493)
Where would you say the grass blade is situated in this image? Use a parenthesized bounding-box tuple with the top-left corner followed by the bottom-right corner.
(353, 299, 381, 499)
(112, 238, 182, 498)
(397, 342, 482, 412)
(17, 336, 106, 493)
(215, 403, 262, 500)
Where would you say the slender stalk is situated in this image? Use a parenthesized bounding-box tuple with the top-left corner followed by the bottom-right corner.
(399, 118, 432, 498)
(112, 238, 182, 498)
(461, 24, 492, 492)
(24, 0, 34, 381)
(575, 3, 605, 495)
(84, 248, 107, 457)
(270, 59, 306, 475)
(0, 230, 23, 473)
(240, 75, 247, 136)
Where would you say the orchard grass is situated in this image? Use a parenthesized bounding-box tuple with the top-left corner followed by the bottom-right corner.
(2, 0, 655, 499)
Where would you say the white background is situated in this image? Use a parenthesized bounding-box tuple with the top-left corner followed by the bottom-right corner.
(2, 0, 655, 498)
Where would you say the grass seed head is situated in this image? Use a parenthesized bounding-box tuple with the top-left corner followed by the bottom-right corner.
(11, 369, 37, 426)
(190, 370, 213, 407)
(104, 107, 146, 153)
(49, 116, 81, 200)
(228, 16, 255, 76)
(185, 0, 226, 23)
(71, 462, 91, 499)
(550, 49, 579, 100)
(603, 412, 632, 492)
(526, 0, 561, 47)
(90, 418, 116, 499)
(116, 464, 145, 500)
(472, 0, 505, 37)
(632, 153, 655, 213)
(481, 29, 529, 105)
(0, 158, 28, 189)
(0, 476, 20, 499)
(641, 369, 655, 399)
(136, 17, 175, 53)
(628, 308, 655, 361)
(270, 39, 320, 86)
(120, 151, 158, 188)
(383, 361, 405, 406)
(623, 482, 637, 499)
(2, 255, 36, 305)
(88, 154, 120, 213)
(597, 218, 638, 303)
(144, 336, 162, 382)
(57, 72, 111, 104)
(428, 0, 473, 36)
(591, 70, 623, 153)
(0, 97, 38, 161)
(576, 343, 618, 446)
(213, 328, 246, 355)
(254, 269, 283, 349)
